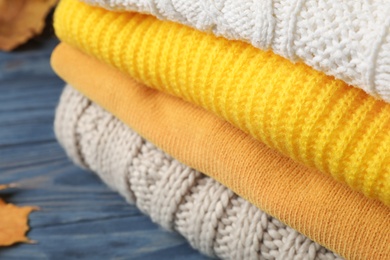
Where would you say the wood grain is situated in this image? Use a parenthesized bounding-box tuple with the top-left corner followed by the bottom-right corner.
(0, 37, 207, 259)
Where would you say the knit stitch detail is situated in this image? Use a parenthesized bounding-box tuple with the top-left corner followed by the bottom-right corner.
(55, 85, 342, 260)
(54, 0, 390, 205)
(51, 42, 390, 259)
(80, 0, 390, 102)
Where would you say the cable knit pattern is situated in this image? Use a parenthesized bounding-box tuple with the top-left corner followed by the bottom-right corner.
(80, 0, 390, 102)
(54, 0, 390, 206)
(55, 85, 342, 260)
(51, 42, 390, 260)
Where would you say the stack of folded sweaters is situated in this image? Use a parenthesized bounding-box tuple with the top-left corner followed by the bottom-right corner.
(51, 0, 390, 259)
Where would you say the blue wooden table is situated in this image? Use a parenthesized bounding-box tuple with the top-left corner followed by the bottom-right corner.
(0, 35, 208, 259)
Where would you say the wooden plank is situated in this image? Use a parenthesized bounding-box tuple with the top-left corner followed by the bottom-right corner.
(0, 36, 207, 259)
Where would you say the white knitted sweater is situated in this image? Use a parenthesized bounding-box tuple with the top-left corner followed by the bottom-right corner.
(55, 85, 342, 260)
(82, 0, 390, 102)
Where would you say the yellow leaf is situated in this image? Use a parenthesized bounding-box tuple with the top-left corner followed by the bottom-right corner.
(0, 184, 38, 246)
(0, 0, 57, 51)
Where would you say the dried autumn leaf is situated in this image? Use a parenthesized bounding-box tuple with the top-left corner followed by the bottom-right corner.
(0, 184, 38, 246)
(0, 0, 57, 51)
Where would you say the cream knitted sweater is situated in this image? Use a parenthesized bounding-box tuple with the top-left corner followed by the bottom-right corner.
(55, 85, 341, 260)
(81, 0, 390, 102)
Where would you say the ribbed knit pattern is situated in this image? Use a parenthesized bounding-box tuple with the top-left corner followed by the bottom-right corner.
(51, 43, 390, 260)
(55, 85, 342, 260)
(54, 0, 390, 205)
(81, 0, 390, 103)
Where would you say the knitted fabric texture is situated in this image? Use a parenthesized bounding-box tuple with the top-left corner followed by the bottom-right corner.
(54, 0, 390, 206)
(51, 43, 390, 260)
(81, 0, 390, 102)
(55, 85, 341, 260)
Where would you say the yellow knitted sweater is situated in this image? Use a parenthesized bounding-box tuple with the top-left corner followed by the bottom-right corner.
(54, 0, 390, 206)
